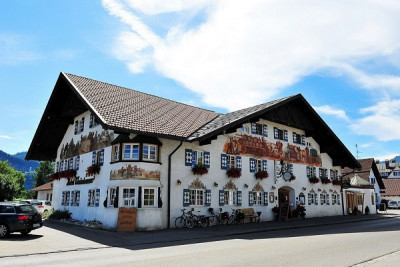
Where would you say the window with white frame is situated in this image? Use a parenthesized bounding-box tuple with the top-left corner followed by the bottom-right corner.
(224, 190, 236, 206)
(79, 117, 85, 133)
(253, 191, 263, 205)
(74, 120, 79, 135)
(190, 189, 204, 206)
(310, 167, 316, 178)
(71, 190, 80, 206)
(193, 150, 204, 165)
(108, 187, 118, 207)
(88, 189, 96, 207)
(62, 191, 70, 206)
(240, 126, 249, 133)
(89, 113, 99, 128)
(143, 144, 157, 161)
(228, 155, 236, 168)
(308, 192, 315, 205)
(123, 143, 140, 160)
(370, 177, 376, 184)
(121, 188, 136, 207)
(142, 187, 156, 207)
(256, 159, 262, 172)
(332, 194, 337, 204)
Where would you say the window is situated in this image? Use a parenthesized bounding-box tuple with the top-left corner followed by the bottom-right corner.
(123, 143, 140, 160)
(293, 132, 303, 145)
(255, 123, 263, 135)
(112, 145, 120, 162)
(142, 188, 156, 207)
(143, 144, 157, 161)
(256, 159, 262, 172)
(89, 113, 99, 128)
(253, 191, 263, 205)
(71, 190, 80, 206)
(240, 126, 249, 133)
(274, 127, 287, 141)
(310, 167, 316, 178)
(370, 177, 376, 184)
(251, 123, 268, 136)
(193, 150, 204, 165)
(62, 191, 70, 206)
(121, 188, 136, 207)
(108, 187, 118, 207)
(228, 155, 236, 168)
(74, 120, 79, 135)
(88, 189, 96, 207)
(224, 190, 236, 206)
(308, 193, 315, 205)
(190, 189, 204, 206)
(79, 117, 85, 133)
(332, 194, 337, 205)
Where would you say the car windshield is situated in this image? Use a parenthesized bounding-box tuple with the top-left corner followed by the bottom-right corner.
(31, 201, 42, 206)
(14, 205, 37, 214)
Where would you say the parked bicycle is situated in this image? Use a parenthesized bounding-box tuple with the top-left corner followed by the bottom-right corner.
(228, 208, 245, 224)
(187, 209, 209, 228)
(174, 209, 194, 229)
(208, 208, 229, 226)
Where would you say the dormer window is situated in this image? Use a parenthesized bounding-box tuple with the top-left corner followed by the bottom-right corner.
(111, 135, 162, 164)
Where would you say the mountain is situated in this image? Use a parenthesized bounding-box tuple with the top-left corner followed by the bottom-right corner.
(0, 150, 40, 189)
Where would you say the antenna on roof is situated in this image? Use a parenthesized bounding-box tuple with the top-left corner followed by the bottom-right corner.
(355, 144, 362, 159)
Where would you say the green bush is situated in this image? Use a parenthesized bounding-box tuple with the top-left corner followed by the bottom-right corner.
(48, 210, 72, 220)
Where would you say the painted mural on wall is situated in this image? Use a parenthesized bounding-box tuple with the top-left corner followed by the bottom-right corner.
(110, 164, 160, 181)
(223, 134, 321, 166)
(60, 130, 115, 160)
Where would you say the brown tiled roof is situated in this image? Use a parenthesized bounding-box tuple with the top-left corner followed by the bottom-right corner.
(64, 73, 219, 138)
(341, 158, 385, 189)
(381, 179, 400, 197)
(31, 182, 53, 191)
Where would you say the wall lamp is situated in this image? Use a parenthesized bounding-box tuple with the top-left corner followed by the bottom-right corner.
(214, 182, 219, 187)
(244, 184, 249, 188)
(318, 188, 322, 192)
(302, 187, 307, 191)
(177, 180, 182, 186)
(271, 186, 276, 190)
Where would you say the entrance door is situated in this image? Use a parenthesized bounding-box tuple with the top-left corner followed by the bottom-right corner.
(278, 188, 291, 220)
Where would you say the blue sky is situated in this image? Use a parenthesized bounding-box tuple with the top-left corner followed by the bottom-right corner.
(1, 0, 400, 162)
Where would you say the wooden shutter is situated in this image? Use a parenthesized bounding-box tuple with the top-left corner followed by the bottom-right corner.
(66, 191, 70, 206)
(185, 149, 193, 166)
(69, 158, 74, 170)
(137, 187, 142, 208)
(293, 132, 297, 143)
(301, 135, 305, 145)
(183, 189, 190, 207)
(251, 123, 257, 134)
(221, 154, 228, 169)
(250, 158, 256, 173)
(95, 189, 100, 207)
(219, 190, 225, 206)
(306, 166, 310, 178)
(308, 193, 312, 205)
(330, 169, 333, 179)
(158, 187, 162, 208)
(284, 130, 288, 141)
(205, 189, 211, 206)
(204, 151, 210, 168)
(237, 191, 242, 206)
(262, 160, 268, 171)
(61, 191, 65, 206)
(337, 194, 341, 205)
(274, 127, 279, 139)
(236, 156, 242, 170)
(114, 187, 119, 208)
(326, 194, 330, 205)
(249, 191, 254, 206)
(290, 163, 293, 174)
(263, 124, 268, 137)
(264, 192, 268, 206)
(313, 167, 317, 177)
(319, 168, 322, 179)
(76, 155, 80, 170)
(92, 151, 96, 165)
(315, 193, 318, 205)
(87, 190, 91, 206)
(76, 191, 80, 206)
(100, 149, 105, 166)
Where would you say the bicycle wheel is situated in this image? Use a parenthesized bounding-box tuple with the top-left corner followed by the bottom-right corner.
(200, 217, 208, 228)
(228, 215, 235, 225)
(220, 215, 228, 225)
(175, 216, 186, 229)
(186, 218, 194, 229)
(208, 215, 217, 226)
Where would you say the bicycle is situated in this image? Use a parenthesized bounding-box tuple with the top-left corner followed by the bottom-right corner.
(227, 208, 245, 224)
(174, 209, 194, 229)
(208, 208, 229, 226)
(187, 209, 208, 228)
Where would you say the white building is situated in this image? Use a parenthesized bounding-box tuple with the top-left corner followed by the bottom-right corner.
(26, 72, 360, 231)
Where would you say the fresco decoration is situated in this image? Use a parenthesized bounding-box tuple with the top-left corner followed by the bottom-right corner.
(110, 164, 160, 181)
(252, 182, 264, 192)
(189, 178, 206, 190)
(60, 130, 115, 160)
(223, 134, 321, 166)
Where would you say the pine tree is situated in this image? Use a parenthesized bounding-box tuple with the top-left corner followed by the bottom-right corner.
(33, 161, 54, 187)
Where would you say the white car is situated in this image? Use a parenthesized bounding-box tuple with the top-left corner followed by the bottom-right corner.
(30, 200, 52, 216)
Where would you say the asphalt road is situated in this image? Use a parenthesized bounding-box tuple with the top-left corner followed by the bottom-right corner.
(1, 213, 400, 266)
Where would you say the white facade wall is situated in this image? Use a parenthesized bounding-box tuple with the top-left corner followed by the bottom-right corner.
(53, 112, 347, 231)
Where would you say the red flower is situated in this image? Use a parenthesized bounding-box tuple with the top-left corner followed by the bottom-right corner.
(309, 177, 320, 184)
(227, 167, 242, 178)
(255, 171, 269, 179)
(192, 164, 208, 175)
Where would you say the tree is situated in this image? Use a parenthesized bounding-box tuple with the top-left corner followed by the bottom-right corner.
(0, 161, 25, 201)
(33, 161, 54, 187)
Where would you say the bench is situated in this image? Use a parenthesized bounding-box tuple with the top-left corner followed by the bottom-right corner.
(239, 208, 259, 223)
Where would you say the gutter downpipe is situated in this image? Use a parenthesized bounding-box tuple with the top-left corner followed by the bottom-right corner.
(167, 140, 183, 228)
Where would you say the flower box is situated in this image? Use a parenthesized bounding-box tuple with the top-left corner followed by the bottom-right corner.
(255, 170, 269, 179)
(227, 167, 242, 178)
(309, 177, 320, 184)
(86, 164, 101, 176)
(192, 164, 208, 175)
(321, 178, 332, 184)
(332, 180, 342, 186)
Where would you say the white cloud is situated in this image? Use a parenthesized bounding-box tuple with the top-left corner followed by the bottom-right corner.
(351, 99, 400, 141)
(313, 105, 350, 122)
(0, 135, 13, 140)
(0, 33, 42, 65)
(102, 0, 400, 111)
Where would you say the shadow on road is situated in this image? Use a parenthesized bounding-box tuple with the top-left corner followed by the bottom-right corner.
(43, 213, 400, 251)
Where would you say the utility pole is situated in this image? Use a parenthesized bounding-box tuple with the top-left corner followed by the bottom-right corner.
(355, 144, 362, 159)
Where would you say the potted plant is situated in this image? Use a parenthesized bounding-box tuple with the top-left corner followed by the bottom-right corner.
(297, 205, 306, 219)
(86, 164, 100, 176)
(192, 164, 208, 175)
(272, 206, 279, 221)
(321, 178, 331, 184)
(309, 177, 320, 184)
(290, 175, 296, 181)
(227, 167, 241, 178)
(332, 180, 342, 186)
(255, 170, 269, 179)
